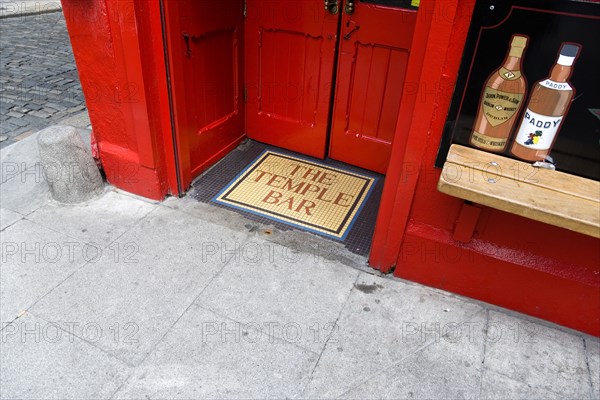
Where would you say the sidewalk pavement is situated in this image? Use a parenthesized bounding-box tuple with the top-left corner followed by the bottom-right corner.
(0, 128, 598, 399)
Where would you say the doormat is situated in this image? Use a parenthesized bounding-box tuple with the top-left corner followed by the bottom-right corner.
(213, 150, 377, 240)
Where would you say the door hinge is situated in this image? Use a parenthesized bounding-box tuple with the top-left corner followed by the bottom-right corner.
(243, 0, 247, 17)
(244, 87, 248, 102)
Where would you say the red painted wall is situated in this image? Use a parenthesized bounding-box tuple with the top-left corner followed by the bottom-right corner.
(371, 0, 600, 336)
(61, 0, 177, 199)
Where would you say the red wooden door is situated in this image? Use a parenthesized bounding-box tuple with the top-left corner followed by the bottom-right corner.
(329, 1, 417, 174)
(163, 0, 245, 189)
(245, 0, 340, 158)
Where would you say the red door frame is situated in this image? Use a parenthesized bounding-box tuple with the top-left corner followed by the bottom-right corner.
(369, 0, 464, 270)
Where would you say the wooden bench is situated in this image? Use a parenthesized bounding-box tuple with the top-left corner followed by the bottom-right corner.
(438, 144, 600, 238)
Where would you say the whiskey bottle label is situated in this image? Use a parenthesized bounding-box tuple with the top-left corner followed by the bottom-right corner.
(498, 67, 522, 81)
(514, 109, 563, 150)
(482, 87, 524, 127)
(470, 131, 507, 150)
(540, 79, 572, 91)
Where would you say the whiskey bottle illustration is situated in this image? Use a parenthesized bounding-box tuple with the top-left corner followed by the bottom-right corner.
(469, 35, 528, 152)
(510, 43, 580, 161)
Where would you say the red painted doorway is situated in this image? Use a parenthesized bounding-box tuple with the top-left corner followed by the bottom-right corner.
(245, 0, 417, 174)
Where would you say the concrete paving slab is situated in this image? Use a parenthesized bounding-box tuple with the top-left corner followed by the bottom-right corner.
(334, 327, 485, 399)
(585, 337, 600, 399)
(162, 196, 267, 234)
(0, 313, 131, 400)
(483, 310, 590, 399)
(30, 206, 250, 366)
(301, 272, 486, 399)
(196, 233, 361, 353)
(163, 196, 371, 272)
(1, 130, 43, 182)
(59, 111, 91, 129)
(479, 369, 565, 399)
(0, 207, 23, 230)
(0, 167, 50, 214)
(0, 219, 87, 326)
(113, 304, 317, 399)
(28, 190, 156, 247)
(113, 187, 161, 205)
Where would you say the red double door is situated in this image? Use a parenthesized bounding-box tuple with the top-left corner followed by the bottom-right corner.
(164, 1, 417, 187)
(246, 0, 417, 174)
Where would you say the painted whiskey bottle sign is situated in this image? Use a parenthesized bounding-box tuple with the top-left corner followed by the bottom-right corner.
(470, 35, 528, 152)
(510, 43, 580, 161)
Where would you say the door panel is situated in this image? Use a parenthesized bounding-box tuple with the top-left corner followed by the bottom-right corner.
(245, 0, 339, 158)
(329, 1, 417, 173)
(163, 0, 245, 188)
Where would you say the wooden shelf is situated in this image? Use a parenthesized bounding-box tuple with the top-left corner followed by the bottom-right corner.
(438, 144, 600, 238)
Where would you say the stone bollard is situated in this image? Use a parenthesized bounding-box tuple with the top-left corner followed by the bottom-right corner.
(37, 125, 103, 204)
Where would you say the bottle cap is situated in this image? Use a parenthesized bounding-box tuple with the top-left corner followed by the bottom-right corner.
(511, 35, 528, 48)
(509, 35, 528, 58)
(557, 43, 580, 66)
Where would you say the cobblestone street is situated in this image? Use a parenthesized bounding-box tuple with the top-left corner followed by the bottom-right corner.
(0, 10, 87, 149)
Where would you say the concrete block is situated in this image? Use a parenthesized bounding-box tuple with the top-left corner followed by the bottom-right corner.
(37, 125, 102, 204)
